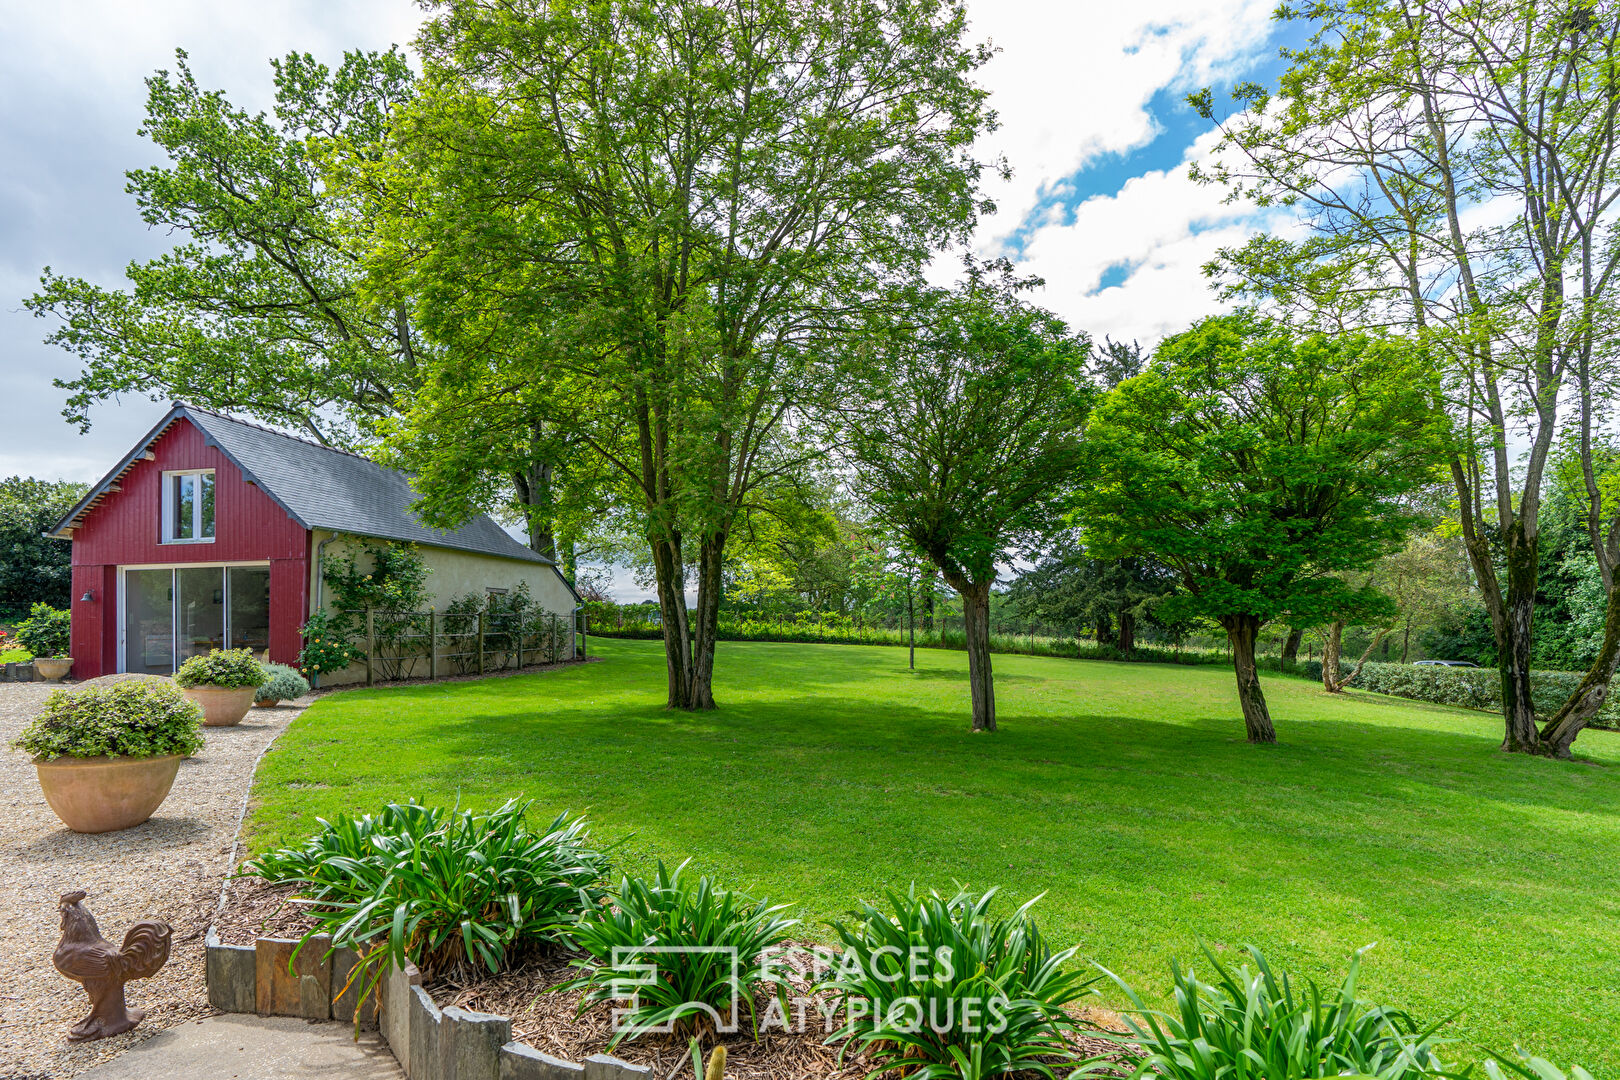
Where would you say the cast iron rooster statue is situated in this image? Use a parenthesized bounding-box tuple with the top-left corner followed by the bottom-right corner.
(52, 890, 172, 1042)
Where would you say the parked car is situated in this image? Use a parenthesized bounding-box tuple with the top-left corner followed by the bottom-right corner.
(1413, 659, 1480, 668)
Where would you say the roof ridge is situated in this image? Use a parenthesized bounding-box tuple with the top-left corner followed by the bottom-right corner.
(175, 402, 374, 462)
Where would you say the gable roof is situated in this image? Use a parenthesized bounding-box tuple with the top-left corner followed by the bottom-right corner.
(50, 404, 562, 575)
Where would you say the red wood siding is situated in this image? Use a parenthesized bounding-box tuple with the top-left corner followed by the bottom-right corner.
(69, 418, 309, 677)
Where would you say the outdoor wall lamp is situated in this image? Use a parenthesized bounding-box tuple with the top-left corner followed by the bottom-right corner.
(80, 591, 94, 603)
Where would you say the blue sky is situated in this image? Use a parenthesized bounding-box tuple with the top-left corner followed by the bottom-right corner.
(0, 2, 1303, 597)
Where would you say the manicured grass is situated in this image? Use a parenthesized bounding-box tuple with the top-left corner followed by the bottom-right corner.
(248, 638, 1620, 1071)
(0, 648, 31, 663)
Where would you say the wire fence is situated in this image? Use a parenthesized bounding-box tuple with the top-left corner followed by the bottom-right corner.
(338, 608, 581, 685)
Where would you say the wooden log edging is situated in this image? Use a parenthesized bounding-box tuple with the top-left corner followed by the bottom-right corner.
(204, 930, 651, 1080)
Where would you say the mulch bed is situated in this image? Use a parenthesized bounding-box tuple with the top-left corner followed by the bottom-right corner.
(214, 878, 1137, 1079)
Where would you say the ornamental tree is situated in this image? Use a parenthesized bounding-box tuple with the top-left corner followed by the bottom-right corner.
(1075, 313, 1447, 743)
(837, 264, 1094, 732)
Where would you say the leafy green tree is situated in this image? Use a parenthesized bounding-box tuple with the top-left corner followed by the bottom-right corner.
(360, 0, 995, 710)
(1004, 545, 1179, 654)
(28, 48, 416, 448)
(0, 478, 87, 618)
(1190, 0, 1620, 753)
(1076, 314, 1447, 743)
(838, 265, 1094, 732)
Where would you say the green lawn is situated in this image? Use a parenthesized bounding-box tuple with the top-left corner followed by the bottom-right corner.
(247, 638, 1620, 1071)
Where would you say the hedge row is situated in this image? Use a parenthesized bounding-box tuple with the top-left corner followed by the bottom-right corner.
(1300, 659, 1618, 731)
(589, 621, 1320, 674)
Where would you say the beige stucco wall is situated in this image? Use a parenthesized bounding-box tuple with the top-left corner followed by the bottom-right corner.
(309, 530, 578, 685)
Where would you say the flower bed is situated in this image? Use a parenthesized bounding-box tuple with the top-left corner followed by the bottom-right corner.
(209, 879, 1126, 1080)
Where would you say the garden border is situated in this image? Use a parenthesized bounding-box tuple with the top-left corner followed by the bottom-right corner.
(203, 932, 652, 1080)
(1, 661, 38, 682)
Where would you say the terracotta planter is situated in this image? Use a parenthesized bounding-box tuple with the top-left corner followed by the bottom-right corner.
(34, 657, 73, 682)
(34, 755, 183, 833)
(253, 698, 280, 708)
(182, 685, 256, 727)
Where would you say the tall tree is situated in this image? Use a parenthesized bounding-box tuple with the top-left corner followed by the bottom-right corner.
(1076, 314, 1447, 743)
(360, 0, 995, 709)
(28, 48, 417, 448)
(0, 478, 87, 617)
(1004, 545, 1179, 655)
(837, 265, 1094, 732)
(25, 48, 574, 561)
(1191, 0, 1620, 753)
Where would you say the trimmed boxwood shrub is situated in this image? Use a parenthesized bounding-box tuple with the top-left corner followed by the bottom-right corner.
(11, 680, 205, 760)
(256, 662, 310, 703)
(175, 648, 268, 689)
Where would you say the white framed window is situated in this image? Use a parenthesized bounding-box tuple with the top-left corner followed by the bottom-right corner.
(161, 470, 215, 543)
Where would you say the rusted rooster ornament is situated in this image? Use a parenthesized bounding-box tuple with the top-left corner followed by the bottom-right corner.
(52, 890, 171, 1042)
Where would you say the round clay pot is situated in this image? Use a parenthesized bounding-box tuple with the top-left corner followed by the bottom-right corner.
(182, 685, 256, 727)
(34, 657, 73, 682)
(253, 698, 280, 708)
(34, 755, 183, 833)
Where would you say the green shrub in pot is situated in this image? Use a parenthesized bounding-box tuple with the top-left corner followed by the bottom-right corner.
(175, 648, 269, 689)
(14, 603, 71, 659)
(255, 663, 310, 705)
(11, 680, 205, 832)
(11, 681, 205, 760)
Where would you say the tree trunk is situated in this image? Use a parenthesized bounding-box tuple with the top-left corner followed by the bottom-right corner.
(1282, 626, 1304, 665)
(1498, 527, 1541, 752)
(685, 532, 725, 710)
(955, 578, 996, 732)
(1401, 622, 1411, 665)
(511, 457, 557, 562)
(1322, 621, 1344, 693)
(1224, 614, 1276, 743)
(648, 524, 692, 709)
(1116, 607, 1136, 654)
(1540, 582, 1620, 758)
(1342, 627, 1395, 688)
(907, 578, 916, 671)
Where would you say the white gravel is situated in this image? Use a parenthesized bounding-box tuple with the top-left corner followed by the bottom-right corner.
(0, 685, 307, 1080)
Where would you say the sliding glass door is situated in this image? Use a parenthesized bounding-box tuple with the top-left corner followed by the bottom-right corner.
(124, 569, 176, 675)
(121, 564, 271, 673)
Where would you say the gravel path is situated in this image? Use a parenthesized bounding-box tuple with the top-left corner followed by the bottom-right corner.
(0, 685, 307, 1080)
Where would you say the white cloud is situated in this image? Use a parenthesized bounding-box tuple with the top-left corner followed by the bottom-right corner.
(966, 0, 1278, 248)
(1013, 129, 1284, 344)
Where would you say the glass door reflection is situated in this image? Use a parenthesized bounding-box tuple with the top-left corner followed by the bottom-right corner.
(176, 567, 225, 665)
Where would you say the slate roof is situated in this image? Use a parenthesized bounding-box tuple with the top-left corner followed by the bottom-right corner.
(50, 404, 557, 569)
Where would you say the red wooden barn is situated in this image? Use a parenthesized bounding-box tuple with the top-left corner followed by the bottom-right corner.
(48, 404, 578, 680)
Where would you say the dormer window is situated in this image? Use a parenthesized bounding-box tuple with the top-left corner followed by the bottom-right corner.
(162, 469, 215, 543)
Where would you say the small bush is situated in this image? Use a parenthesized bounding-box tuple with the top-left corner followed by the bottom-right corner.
(256, 663, 310, 703)
(14, 603, 71, 658)
(1075, 944, 1447, 1080)
(822, 886, 1092, 1079)
(242, 800, 612, 986)
(11, 680, 205, 760)
(565, 861, 798, 1047)
(175, 648, 268, 689)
